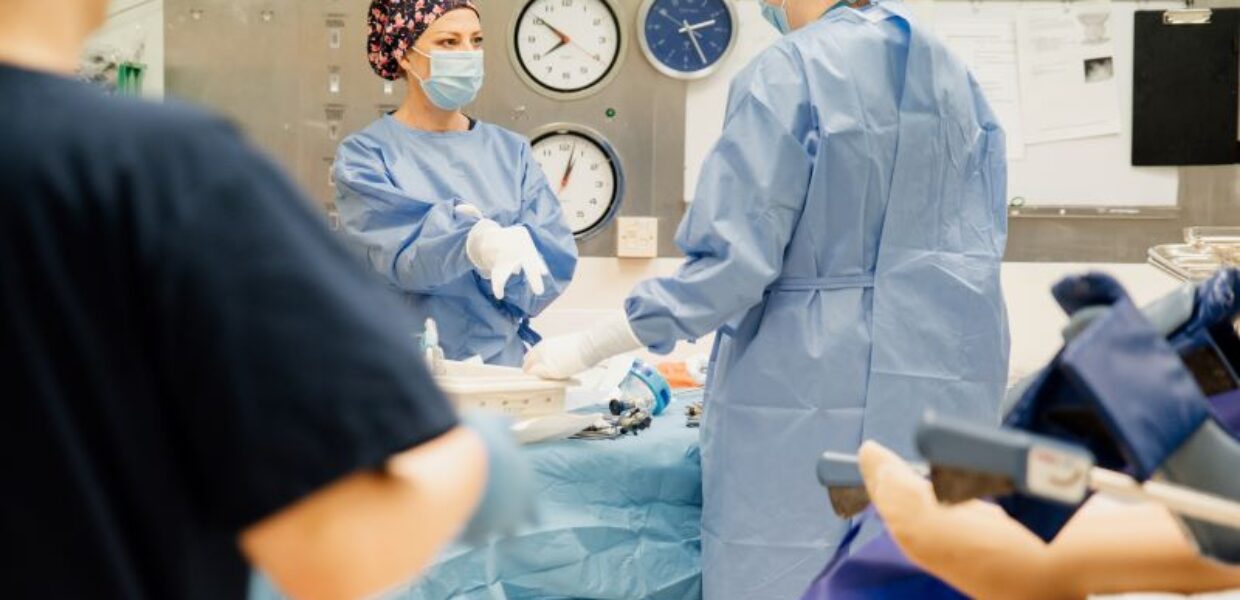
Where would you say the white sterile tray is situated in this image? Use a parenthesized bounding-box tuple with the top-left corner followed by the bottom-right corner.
(434, 360, 570, 419)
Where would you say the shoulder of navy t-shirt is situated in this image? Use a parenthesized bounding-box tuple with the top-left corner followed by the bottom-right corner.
(1, 65, 237, 157)
(0, 66, 281, 207)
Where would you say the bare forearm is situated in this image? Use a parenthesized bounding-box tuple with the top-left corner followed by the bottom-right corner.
(891, 498, 1065, 600)
(240, 427, 488, 600)
(1049, 499, 1240, 598)
(905, 498, 1240, 600)
(860, 442, 1240, 600)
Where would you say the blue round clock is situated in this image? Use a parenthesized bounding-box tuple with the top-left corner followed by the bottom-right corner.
(637, 0, 738, 79)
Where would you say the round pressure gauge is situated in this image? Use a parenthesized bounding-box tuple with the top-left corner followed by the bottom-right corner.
(638, 0, 738, 79)
(530, 125, 625, 239)
(511, 0, 626, 99)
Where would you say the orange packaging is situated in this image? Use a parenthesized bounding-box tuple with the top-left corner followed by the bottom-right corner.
(656, 362, 701, 390)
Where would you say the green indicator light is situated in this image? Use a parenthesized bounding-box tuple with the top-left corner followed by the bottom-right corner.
(605, 108, 617, 119)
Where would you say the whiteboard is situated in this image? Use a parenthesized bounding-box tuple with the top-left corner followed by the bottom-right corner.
(910, 0, 1180, 208)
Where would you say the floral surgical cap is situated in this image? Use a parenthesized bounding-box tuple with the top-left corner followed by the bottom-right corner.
(367, 0, 479, 81)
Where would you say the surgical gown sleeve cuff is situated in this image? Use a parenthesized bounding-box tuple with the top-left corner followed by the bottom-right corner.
(392, 199, 480, 290)
(625, 300, 678, 355)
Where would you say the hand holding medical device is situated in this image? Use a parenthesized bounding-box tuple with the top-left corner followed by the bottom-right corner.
(853, 439, 1240, 600)
(818, 413, 1240, 535)
(918, 413, 1240, 530)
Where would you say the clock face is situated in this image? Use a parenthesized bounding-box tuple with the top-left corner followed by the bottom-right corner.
(639, 0, 737, 79)
(512, 0, 623, 96)
(531, 128, 624, 238)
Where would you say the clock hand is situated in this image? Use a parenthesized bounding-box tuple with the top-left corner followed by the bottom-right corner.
(539, 19, 573, 44)
(569, 39, 604, 64)
(545, 37, 569, 56)
(677, 19, 717, 33)
(683, 21, 708, 65)
(560, 143, 578, 193)
(658, 8, 686, 28)
(542, 18, 603, 64)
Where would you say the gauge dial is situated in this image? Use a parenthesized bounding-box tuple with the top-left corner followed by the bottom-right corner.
(512, 0, 624, 98)
(638, 0, 737, 79)
(531, 127, 624, 239)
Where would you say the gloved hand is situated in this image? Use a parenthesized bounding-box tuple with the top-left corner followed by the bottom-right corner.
(457, 413, 537, 544)
(465, 218, 548, 301)
(524, 315, 644, 380)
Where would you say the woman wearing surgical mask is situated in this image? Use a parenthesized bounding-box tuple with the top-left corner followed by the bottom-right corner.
(526, 0, 1010, 597)
(334, 0, 577, 367)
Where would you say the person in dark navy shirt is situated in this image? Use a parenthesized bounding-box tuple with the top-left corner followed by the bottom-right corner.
(0, 2, 490, 599)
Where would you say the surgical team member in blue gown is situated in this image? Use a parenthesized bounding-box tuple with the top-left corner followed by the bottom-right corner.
(525, 0, 1011, 597)
(335, 0, 577, 367)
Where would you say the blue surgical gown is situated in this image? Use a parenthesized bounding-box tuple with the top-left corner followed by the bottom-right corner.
(334, 116, 578, 366)
(625, 3, 1011, 598)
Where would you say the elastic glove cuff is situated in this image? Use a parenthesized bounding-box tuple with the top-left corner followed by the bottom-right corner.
(465, 219, 501, 274)
(583, 314, 644, 366)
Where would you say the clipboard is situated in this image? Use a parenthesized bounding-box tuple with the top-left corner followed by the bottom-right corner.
(1132, 7, 1240, 166)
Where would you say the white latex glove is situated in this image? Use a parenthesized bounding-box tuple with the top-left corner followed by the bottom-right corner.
(524, 315, 644, 380)
(465, 219, 548, 301)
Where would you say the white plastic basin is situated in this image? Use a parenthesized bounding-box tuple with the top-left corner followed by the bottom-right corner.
(434, 360, 569, 419)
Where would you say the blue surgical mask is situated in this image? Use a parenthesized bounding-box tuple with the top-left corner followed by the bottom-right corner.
(412, 48, 484, 111)
(762, 0, 855, 35)
(761, 0, 793, 35)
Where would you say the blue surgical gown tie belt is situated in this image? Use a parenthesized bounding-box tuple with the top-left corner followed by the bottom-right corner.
(473, 276, 544, 349)
(517, 319, 542, 347)
(713, 273, 876, 340)
(768, 273, 876, 292)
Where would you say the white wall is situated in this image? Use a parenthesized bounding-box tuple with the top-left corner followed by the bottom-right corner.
(1000, 263, 1179, 380)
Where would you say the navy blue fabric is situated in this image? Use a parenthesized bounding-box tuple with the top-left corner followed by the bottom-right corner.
(1003, 273, 1215, 541)
(800, 510, 965, 600)
(1211, 389, 1240, 435)
(1176, 268, 1240, 343)
(1050, 271, 1129, 315)
(1060, 296, 1210, 477)
(1167, 270, 1240, 398)
(1, 65, 457, 600)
